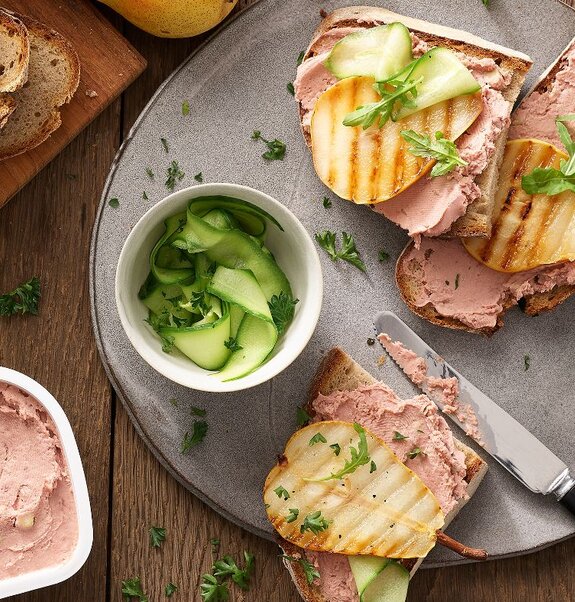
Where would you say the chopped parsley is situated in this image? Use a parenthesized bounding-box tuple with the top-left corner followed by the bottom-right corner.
(165, 160, 185, 191)
(330, 443, 341, 456)
(524, 354, 530, 371)
(296, 50, 305, 66)
(191, 406, 207, 417)
(149, 526, 166, 548)
(0, 276, 41, 317)
(142, 191, 148, 200)
(309, 432, 327, 446)
(182, 100, 190, 116)
(300, 511, 330, 535)
(194, 172, 204, 182)
(165, 582, 177, 597)
(122, 577, 148, 601)
(224, 337, 243, 352)
(269, 291, 298, 334)
(251, 130, 286, 161)
(393, 431, 408, 441)
(108, 197, 120, 208)
(322, 196, 332, 208)
(181, 420, 208, 452)
(274, 485, 290, 500)
(200, 574, 228, 601)
(286, 508, 299, 523)
(407, 447, 423, 460)
(161, 137, 169, 153)
(213, 552, 255, 591)
(378, 250, 390, 262)
(287, 82, 295, 95)
(281, 555, 320, 584)
(296, 406, 311, 427)
(370, 460, 377, 473)
(315, 231, 366, 272)
(210, 538, 221, 554)
(146, 167, 154, 179)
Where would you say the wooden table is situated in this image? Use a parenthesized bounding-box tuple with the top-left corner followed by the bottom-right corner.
(2, 2, 574, 600)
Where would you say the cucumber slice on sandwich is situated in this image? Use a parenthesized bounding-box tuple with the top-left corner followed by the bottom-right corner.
(349, 558, 409, 602)
(325, 23, 413, 82)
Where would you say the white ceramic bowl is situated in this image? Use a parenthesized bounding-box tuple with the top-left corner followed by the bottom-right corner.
(0, 368, 93, 599)
(115, 183, 323, 392)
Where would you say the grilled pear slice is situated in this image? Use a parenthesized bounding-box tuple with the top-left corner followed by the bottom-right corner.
(310, 76, 483, 204)
(463, 139, 575, 272)
(264, 421, 444, 558)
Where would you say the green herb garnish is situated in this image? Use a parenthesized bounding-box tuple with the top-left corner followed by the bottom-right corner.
(370, 460, 377, 473)
(166, 160, 185, 191)
(315, 231, 367, 272)
(281, 555, 320, 584)
(522, 115, 575, 195)
(401, 130, 467, 177)
(146, 167, 154, 179)
(161, 137, 169, 153)
(311, 423, 370, 481)
(109, 197, 120, 208)
(210, 538, 220, 553)
(251, 130, 286, 161)
(274, 485, 290, 500)
(224, 337, 243, 352)
(194, 172, 204, 182)
(0, 277, 40, 317)
(287, 82, 295, 95)
(165, 582, 177, 597)
(149, 526, 166, 548)
(393, 431, 408, 441)
(213, 552, 255, 590)
(524, 354, 530, 371)
(300, 511, 330, 535)
(296, 51, 305, 66)
(122, 577, 148, 601)
(286, 508, 299, 523)
(296, 406, 311, 427)
(142, 191, 148, 200)
(322, 196, 332, 208)
(191, 406, 207, 417)
(309, 432, 327, 446)
(378, 250, 390, 262)
(200, 574, 228, 601)
(182, 100, 190, 116)
(330, 443, 341, 456)
(269, 291, 298, 334)
(181, 420, 208, 452)
(407, 447, 423, 459)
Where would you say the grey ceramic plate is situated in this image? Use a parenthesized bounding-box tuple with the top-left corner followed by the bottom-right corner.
(90, 0, 575, 567)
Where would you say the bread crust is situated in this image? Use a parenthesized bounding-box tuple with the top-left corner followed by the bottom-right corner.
(0, 9, 29, 93)
(281, 347, 488, 600)
(296, 7, 532, 238)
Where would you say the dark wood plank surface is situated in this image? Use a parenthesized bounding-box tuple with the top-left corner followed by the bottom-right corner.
(2, 1, 574, 600)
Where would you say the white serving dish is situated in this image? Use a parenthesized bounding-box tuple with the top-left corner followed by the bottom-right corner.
(0, 367, 93, 599)
(115, 182, 323, 392)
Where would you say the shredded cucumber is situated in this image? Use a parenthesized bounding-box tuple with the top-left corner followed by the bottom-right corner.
(139, 195, 296, 380)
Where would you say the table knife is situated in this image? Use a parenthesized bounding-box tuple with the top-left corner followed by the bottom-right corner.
(374, 310, 575, 516)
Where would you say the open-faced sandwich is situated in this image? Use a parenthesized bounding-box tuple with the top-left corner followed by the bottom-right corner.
(397, 39, 575, 334)
(264, 348, 487, 601)
(295, 6, 532, 242)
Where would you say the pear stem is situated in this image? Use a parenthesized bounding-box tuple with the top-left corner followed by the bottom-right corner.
(435, 530, 488, 560)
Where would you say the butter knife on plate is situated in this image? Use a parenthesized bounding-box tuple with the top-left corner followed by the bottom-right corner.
(374, 310, 575, 515)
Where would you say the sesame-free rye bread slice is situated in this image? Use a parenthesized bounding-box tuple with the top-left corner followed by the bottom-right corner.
(0, 12, 79, 160)
(281, 347, 487, 601)
(296, 6, 532, 238)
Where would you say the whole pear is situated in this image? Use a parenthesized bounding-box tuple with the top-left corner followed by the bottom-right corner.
(99, 0, 239, 38)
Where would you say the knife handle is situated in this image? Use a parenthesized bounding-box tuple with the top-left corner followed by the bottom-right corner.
(560, 484, 575, 515)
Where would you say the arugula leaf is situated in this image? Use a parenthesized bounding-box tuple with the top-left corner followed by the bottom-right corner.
(343, 73, 422, 129)
(200, 574, 229, 601)
(268, 291, 299, 334)
(401, 130, 467, 177)
(522, 115, 575, 195)
(286, 508, 299, 523)
(165, 160, 185, 191)
(251, 130, 286, 161)
(274, 485, 290, 500)
(330, 443, 341, 456)
(315, 231, 366, 272)
(181, 420, 208, 452)
(311, 423, 370, 481)
(165, 582, 177, 597)
(0, 276, 41, 317)
(296, 406, 311, 427)
(281, 555, 320, 584)
(122, 577, 148, 601)
(182, 100, 190, 116)
(224, 337, 243, 352)
(149, 526, 166, 548)
(300, 510, 330, 535)
(309, 432, 327, 446)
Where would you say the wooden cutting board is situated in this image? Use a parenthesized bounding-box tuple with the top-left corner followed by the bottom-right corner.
(0, 0, 146, 209)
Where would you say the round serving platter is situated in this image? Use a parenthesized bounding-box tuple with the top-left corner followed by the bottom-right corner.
(90, 0, 575, 567)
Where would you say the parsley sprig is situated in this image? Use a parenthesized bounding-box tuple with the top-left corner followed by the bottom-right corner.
(281, 555, 320, 584)
(251, 130, 286, 160)
(122, 577, 148, 601)
(149, 526, 166, 548)
(310, 423, 371, 481)
(522, 115, 575, 195)
(268, 291, 299, 334)
(224, 337, 242, 352)
(0, 276, 40, 317)
(181, 420, 208, 452)
(300, 511, 330, 535)
(343, 73, 422, 129)
(315, 231, 366, 272)
(401, 130, 467, 177)
(201, 551, 255, 600)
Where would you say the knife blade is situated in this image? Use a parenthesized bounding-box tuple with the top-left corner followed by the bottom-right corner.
(374, 310, 575, 514)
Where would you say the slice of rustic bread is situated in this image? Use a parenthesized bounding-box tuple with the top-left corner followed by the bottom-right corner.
(0, 10, 29, 93)
(296, 6, 532, 239)
(396, 38, 575, 335)
(282, 347, 487, 601)
(0, 12, 80, 161)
